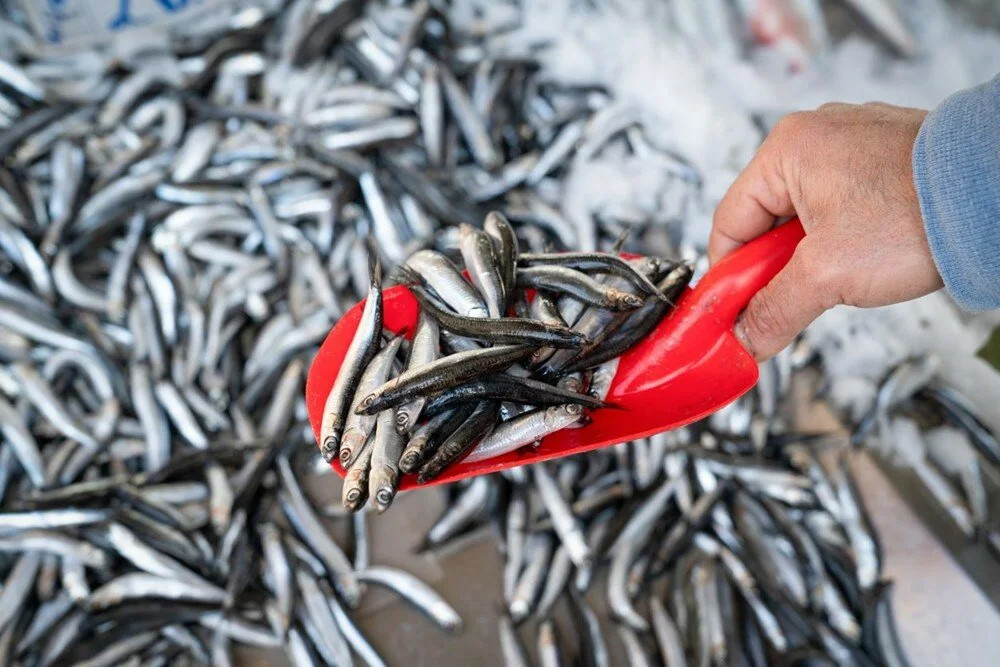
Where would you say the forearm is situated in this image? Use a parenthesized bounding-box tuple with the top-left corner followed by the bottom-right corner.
(913, 74, 1000, 311)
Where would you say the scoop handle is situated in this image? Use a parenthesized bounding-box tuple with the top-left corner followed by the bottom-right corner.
(688, 218, 806, 332)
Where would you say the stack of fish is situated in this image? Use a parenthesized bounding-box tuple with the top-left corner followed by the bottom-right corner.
(420, 426, 907, 666)
(0, 0, 938, 663)
(841, 355, 1000, 554)
(320, 212, 692, 511)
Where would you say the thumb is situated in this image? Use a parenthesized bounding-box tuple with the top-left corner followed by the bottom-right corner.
(734, 240, 835, 361)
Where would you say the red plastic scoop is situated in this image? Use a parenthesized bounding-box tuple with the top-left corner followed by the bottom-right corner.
(306, 219, 805, 489)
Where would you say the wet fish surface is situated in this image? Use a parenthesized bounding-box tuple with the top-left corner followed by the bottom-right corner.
(0, 0, 938, 664)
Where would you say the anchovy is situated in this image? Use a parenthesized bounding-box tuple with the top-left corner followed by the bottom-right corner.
(369, 408, 406, 511)
(276, 456, 360, 605)
(618, 624, 653, 667)
(88, 573, 227, 609)
(330, 593, 387, 667)
(439, 66, 500, 170)
(0, 530, 108, 569)
(398, 409, 466, 475)
(465, 404, 584, 463)
(304, 103, 394, 129)
(154, 379, 208, 448)
(460, 223, 505, 318)
(342, 436, 376, 513)
(556, 263, 694, 374)
(11, 362, 99, 450)
(483, 211, 518, 310)
(319, 117, 419, 151)
(0, 58, 45, 101)
(499, 614, 530, 667)
(404, 249, 488, 318)
(357, 345, 535, 415)
(0, 552, 41, 632)
(339, 337, 403, 467)
(0, 396, 46, 487)
(422, 477, 495, 549)
(105, 522, 214, 588)
(534, 464, 592, 568)
(516, 266, 644, 310)
(420, 63, 444, 166)
(650, 596, 687, 667)
(418, 400, 500, 483)
(395, 313, 440, 434)
(519, 252, 665, 298)
(835, 459, 881, 591)
(357, 566, 462, 632)
(510, 533, 554, 622)
(359, 171, 405, 265)
(503, 486, 529, 601)
(320, 246, 383, 461)
(536, 545, 573, 617)
(423, 375, 605, 417)
(0, 509, 110, 532)
(409, 284, 587, 348)
(296, 569, 354, 667)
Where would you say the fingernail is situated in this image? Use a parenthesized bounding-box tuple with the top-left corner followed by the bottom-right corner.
(734, 316, 758, 360)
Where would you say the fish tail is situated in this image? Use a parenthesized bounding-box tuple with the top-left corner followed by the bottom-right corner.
(366, 235, 382, 287)
(611, 223, 632, 254)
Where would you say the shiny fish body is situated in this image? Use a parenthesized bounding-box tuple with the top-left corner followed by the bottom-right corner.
(409, 284, 586, 348)
(340, 336, 403, 467)
(277, 457, 360, 605)
(460, 223, 505, 318)
(357, 566, 462, 632)
(422, 375, 605, 417)
(88, 573, 226, 609)
(0, 3, 935, 664)
(369, 408, 406, 512)
(0, 530, 108, 569)
(0, 396, 46, 487)
(465, 404, 584, 463)
(405, 249, 488, 318)
(534, 464, 591, 568)
(418, 400, 500, 484)
(395, 312, 440, 435)
(342, 436, 376, 513)
(398, 409, 461, 474)
(517, 265, 644, 310)
(320, 248, 383, 462)
(357, 344, 534, 415)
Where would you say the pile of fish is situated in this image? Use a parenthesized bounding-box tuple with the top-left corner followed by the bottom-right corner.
(0, 0, 933, 664)
(845, 355, 1000, 554)
(320, 211, 693, 510)
(426, 421, 908, 667)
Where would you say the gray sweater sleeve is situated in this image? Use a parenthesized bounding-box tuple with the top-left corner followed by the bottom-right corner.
(912, 74, 1000, 311)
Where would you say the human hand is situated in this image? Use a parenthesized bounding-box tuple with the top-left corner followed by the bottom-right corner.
(709, 102, 943, 361)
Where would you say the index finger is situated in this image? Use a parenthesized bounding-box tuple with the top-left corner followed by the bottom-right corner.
(709, 126, 797, 264)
